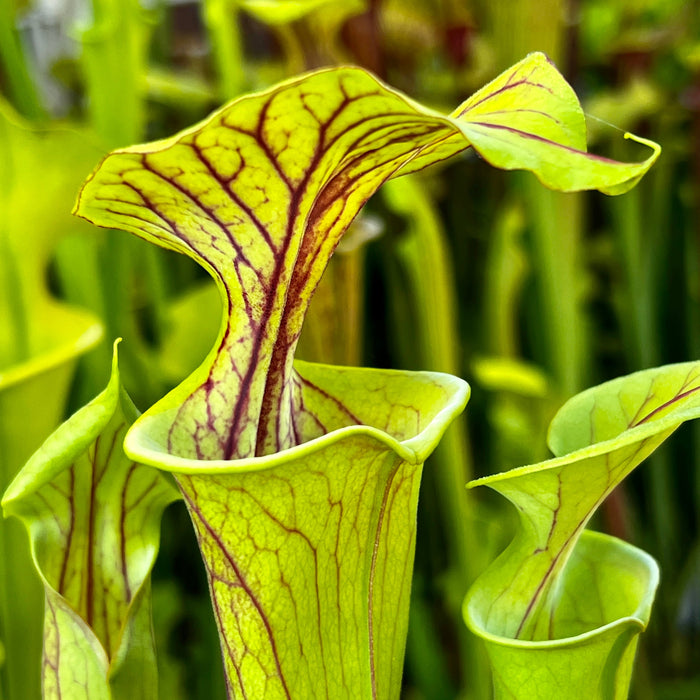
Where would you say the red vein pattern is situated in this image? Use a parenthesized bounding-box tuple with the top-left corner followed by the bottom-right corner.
(178, 438, 421, 700)
(76, 68, 468, 463)
(467, 361, 700, 642)
(10, 397, 178, 698)
(172, 363, 462, 700)
(75, 58, 655, 463)
(71, 54, 656, 698)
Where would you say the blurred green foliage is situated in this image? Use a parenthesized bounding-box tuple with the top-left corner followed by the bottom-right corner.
(1, 0, 700, 698)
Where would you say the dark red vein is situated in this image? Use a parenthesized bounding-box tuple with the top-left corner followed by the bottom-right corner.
(297, 375, 364, 426)
(468, 121, 629, 164)
(459, 66, 555, 115)
(211, 573, 248, 700)
(85, 438, 99, 628)
(181, 487, 292, 699)
(633, 384, 700, 427)
(139, 156, 267, 288)
(189, 142, 280, 255)
(255, 95, 295, 192)
(514, 440, 649, 638)
(368, 456, 401, 700)
(57, 468, 76, 594)
(120, 465, 138, 601)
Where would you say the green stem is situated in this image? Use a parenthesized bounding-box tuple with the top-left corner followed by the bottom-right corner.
(80, 0, 150, 147)
(405, 580, 455, 700)
(0, 235, 30, 368)
(203, 0, 247, 99)
(382, 176, 487, 699)
(0, 3, 45, 121)
(483, 201, 527, 358)
(524, 180, 587, 397)
(608, 139, 677, 565)
(61, 0, 172, 409)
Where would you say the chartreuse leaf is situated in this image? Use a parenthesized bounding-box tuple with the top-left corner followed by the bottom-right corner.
(0, 101, 103, 373)
(400, 52, 660, 194)
(0, 101, 104, 700)
(127, 360, 468, 699)
(74, 56, 658, 463)
(73, 58, 658, 698)
(2, 344, 180, 700)
(240, 0, 365, 25)
(0, 100, 103, 467)
(464, 362, 700, 699)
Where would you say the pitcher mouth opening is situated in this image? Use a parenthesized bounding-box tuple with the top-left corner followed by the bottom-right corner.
(0, 306, 102, 391)
(464, 529, 659, 648)
(124, 361, 469, 474)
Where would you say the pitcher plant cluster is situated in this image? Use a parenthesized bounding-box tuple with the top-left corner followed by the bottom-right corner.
(3, 49, 699, 700)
